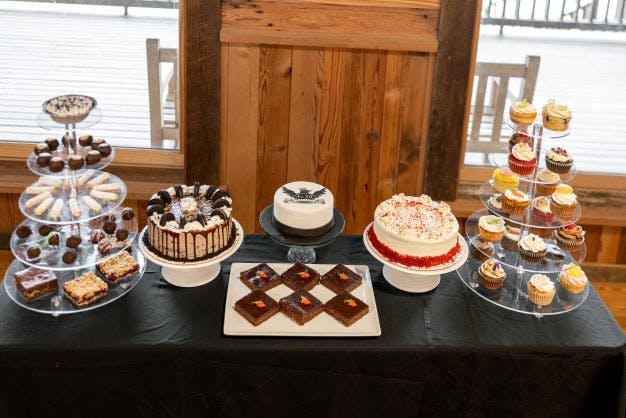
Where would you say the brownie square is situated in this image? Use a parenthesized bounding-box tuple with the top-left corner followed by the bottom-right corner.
(324, 292, 369, 327)
(239, 263, 282, 291)
(96, 251, 139, 284)
(281, 262, 320, 291)
(320, 264, 362, 294)
(63, 272, 108, 307)
(234, 289, 279, 326)
(14, 267, 58, 302)
(279, 290, 324, 325)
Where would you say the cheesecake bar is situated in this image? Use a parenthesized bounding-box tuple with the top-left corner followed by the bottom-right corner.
(239, 263, 282, 291)
(324, 292, 369, 327)
(96, 251, 139, 284)
(63, 272, 108, 307)
(281, 262, 320, 291)
(320, 264, 362, 294)
(14, 267, 58, 302)
(279, 290, 324, 325)
(234, 289, 279, 326)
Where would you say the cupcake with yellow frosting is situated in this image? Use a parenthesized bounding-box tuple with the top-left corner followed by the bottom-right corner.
(478, 259, 506, 290)
(492, 168, 519, 193)
(527, 274, 556, 306)
(508, 143, 537, 175)
(518, 233, 547, 263)
(501, 188, 530, 215)
(542, 99, 572, 131)
(558, 262, 588, 294)
(551, 184, 578, 218)
(478, 215, 505, 242)
(509, 99, 537, 125)
(536, 169, 561, 196)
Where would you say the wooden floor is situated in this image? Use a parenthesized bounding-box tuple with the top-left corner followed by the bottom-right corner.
(0, 250, 623, 332)
(0, 6, 177, 148)
(466, 26, 626, 175)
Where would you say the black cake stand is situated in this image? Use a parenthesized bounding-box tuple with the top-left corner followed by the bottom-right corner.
(259, 205, 345, 263)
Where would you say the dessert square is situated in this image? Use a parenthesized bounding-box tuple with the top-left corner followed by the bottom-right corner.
(320, 264, 362, 294)
(281, 262, 320, 291)
(96, 251, 140, 284)
(279, 290, 325, 325)
(14, 267, 58, 302)
(234, 289, 279, 326)
(239, 263, 282, 291)
(63, 272, 108, 307)
(324, 292, 369, 327)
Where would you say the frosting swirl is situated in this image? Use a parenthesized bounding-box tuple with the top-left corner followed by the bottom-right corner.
(478, 215, 505, 233)
(551, 191, 577, 206)
(547, 147, 571, 163)
(488, 193, 503, 210)
(504, 188, 529, 203)
(511, 143, 535, 161)
(536, 169, 560, 184)
(543, 99, 572, 120)
(532, 196, 551, 213)
(492, 168, 518, 184)
(519, 234, 546, 252)
(504, 225, 520, 241)
(529, 274, 555, 292)
(480, 259, 505, 280)
(558, 222, 585, 241)
(510, 99, 536, 115)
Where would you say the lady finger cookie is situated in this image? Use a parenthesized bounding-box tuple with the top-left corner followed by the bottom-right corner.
(82, 195, 102, 213)
(25, 191, 52, 209)
(34, 196, 55, 216)
(90, 189, 118, 201)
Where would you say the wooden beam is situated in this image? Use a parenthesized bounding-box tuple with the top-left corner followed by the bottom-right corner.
(180, 0, 221, 185)
(424, 0, 482, 200)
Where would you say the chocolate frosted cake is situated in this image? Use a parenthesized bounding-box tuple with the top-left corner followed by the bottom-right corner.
(146, 183, 234, 261)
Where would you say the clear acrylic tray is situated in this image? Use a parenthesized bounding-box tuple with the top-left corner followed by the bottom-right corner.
(27, 141, 115, 177)
(505, 115, 571, 139)
(489, 145, 577, 184)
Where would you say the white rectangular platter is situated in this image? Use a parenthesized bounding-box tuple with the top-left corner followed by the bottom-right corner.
(224, 263, 381, 337)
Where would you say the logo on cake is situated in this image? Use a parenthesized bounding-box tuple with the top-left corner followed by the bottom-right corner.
(282, 186, 326, 204)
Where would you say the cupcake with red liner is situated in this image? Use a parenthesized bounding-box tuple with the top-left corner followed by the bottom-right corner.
(518, 233, 547, 263)
(478, 215, 505, 242)
(554, 222, 585, 252)
(508, 131, 533, 153)
(558, 262, 588, 294)
(501, 188, 530, 215)
(509, 99, 537, 125)
(536, 169, 561, 196)
(501, 225, 521, 252)
(527, 274, 556, 306)
(508, 143, 537, 175)
(545, 147, 573, 174)
(478, 259, 506, 290)
(531, 196, 555, 225)
(470, 236, 495, 262)
(551, 184, 578, 218)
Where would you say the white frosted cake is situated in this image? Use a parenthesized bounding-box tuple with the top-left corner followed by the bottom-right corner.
(367, 194, 460, 268)
(272, 181, 334, 237)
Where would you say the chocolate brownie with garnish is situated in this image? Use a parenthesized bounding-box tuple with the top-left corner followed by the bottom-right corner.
(324, 292, 369, 327)
(239, 263, 282, 292)
(281, 262, 320, 291)
(279, 290, 324, 326)
(320, 264, 362, 294)
(234, 289, 280, 326)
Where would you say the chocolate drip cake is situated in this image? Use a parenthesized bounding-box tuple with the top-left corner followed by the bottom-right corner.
(146, 183, 234, 261)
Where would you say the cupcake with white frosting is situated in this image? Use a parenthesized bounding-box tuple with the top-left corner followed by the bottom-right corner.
(545, 147, 573, 174)
(518, 233, 547, 263)
(542, 99, 571, 131)
(551, 184, 578, 218)
(536, 169, 561, 196)
(527, 274, 556, 306)
(478, 259, 506, 290)
(509, 99, 536, 125)
(477, 215, 505, 242)
(508, 143, 537, 176)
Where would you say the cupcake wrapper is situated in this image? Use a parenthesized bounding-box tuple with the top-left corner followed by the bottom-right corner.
(519, 247, 546, 263)
(542, 114, 570, 131)
(545, 158, 573, 174)
(531, 208, 555, 225)
(493, 178, 518, 193)
(528, 287, 556, 306)
(501, 236, 520, 252)
(501, 197, 530, 215)
(551, 201, 576, 218)
(509, 110, 536, 125)
(478, 226, 504, 242)
(470, 244, 491, 262)
(508, 155, 536, 176)
(559, 275, 587, 295)
(479, 272, 505, 290)
(554, 233, 584, 251)
(536, 183, 558, 196)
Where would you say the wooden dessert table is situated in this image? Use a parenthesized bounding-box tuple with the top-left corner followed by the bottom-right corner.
(0, 235, 624, 417)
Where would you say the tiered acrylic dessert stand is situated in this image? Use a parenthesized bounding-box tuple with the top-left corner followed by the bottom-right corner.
(4, 97, 144, 315)
(457, 116, 589, 317)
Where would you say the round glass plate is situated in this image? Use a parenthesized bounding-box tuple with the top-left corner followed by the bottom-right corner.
(466, 209, 586, 274)
(456, 256, 588, 317)
(27, 142, 115, 177)
(505, 116, 571, 139)
(37, 107, 103, 130)
(19, 171, 127, 225)
(10, 206, 138, 271)
(489, 146, 577, 184)
(3, 240, 146, 316)
(479, 181, 582, 227)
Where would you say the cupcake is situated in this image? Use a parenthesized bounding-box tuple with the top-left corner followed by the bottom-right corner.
(518, 233, 547, 263)
(551, 184, 578, 218)
(470, 236, 495, 262)
(542, 99, 571, 131)
(527, 274, 556, 306)
(487, 193, 508, 216)
(492, 168, 519, 192)
(558, 262, 588, 294)
(478, 259, 506, 290)
(545, 147, 573, 174)
(554, 222, 585, 253)
(536, 169, 561, 196)
(531, 196, 555, 225)
(508, 143, 537, 175)
(501, 225, 521, 252)
(508, 131, 533, 153)
(501, 188, 530, 215)
(478, 215, 505, 242)
(509, 99, 537, 125)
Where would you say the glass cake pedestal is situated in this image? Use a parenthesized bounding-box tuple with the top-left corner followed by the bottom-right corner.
(363, 223, 469, 293)
(138, 219, 244, 287)
(258, 205, 345, 264)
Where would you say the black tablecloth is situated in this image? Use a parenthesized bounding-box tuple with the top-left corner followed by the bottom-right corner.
(0, 235, 624, 418)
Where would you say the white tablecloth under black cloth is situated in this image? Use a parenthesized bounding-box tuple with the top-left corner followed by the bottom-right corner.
(0, 235, 624, 418)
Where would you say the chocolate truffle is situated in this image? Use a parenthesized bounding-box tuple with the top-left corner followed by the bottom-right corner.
(91, 138, 105, 150)
(45, 137, 59, 151)
(46, 231, 60, 246)
(121, 207, 135, 220)
(27, 245, 41, 259)
(68, 155, 85, 170)
(36, 152, 52, 167)
(103, 213, 116, 223)
(66, 235, 82, 249)
(48, 157, 65, 173)
(90, 229, 106, 244)
(38, 224, 54, 236)
(103, 220, 117, 235)
(97, 143, 112, 158)
(62, 249, 78, 264)
(98, 238, 112, 255)
(79, 134, 93, 147)
(34, 143, 50, 155)
(86, 150, 101, 165)
(115, 229, 129, 241)
(61, 134, 76, 149)
(15, 225, 32, 239)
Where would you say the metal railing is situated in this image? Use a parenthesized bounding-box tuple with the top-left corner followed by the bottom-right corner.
(483, 0, 626, 31)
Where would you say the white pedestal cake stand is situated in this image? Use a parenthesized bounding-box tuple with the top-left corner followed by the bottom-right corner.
(363, 224, 468, 293)
(138, 219, 244, 287)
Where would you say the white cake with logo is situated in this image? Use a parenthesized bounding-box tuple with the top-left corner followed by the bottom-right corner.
(272, 181, 334, 237)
